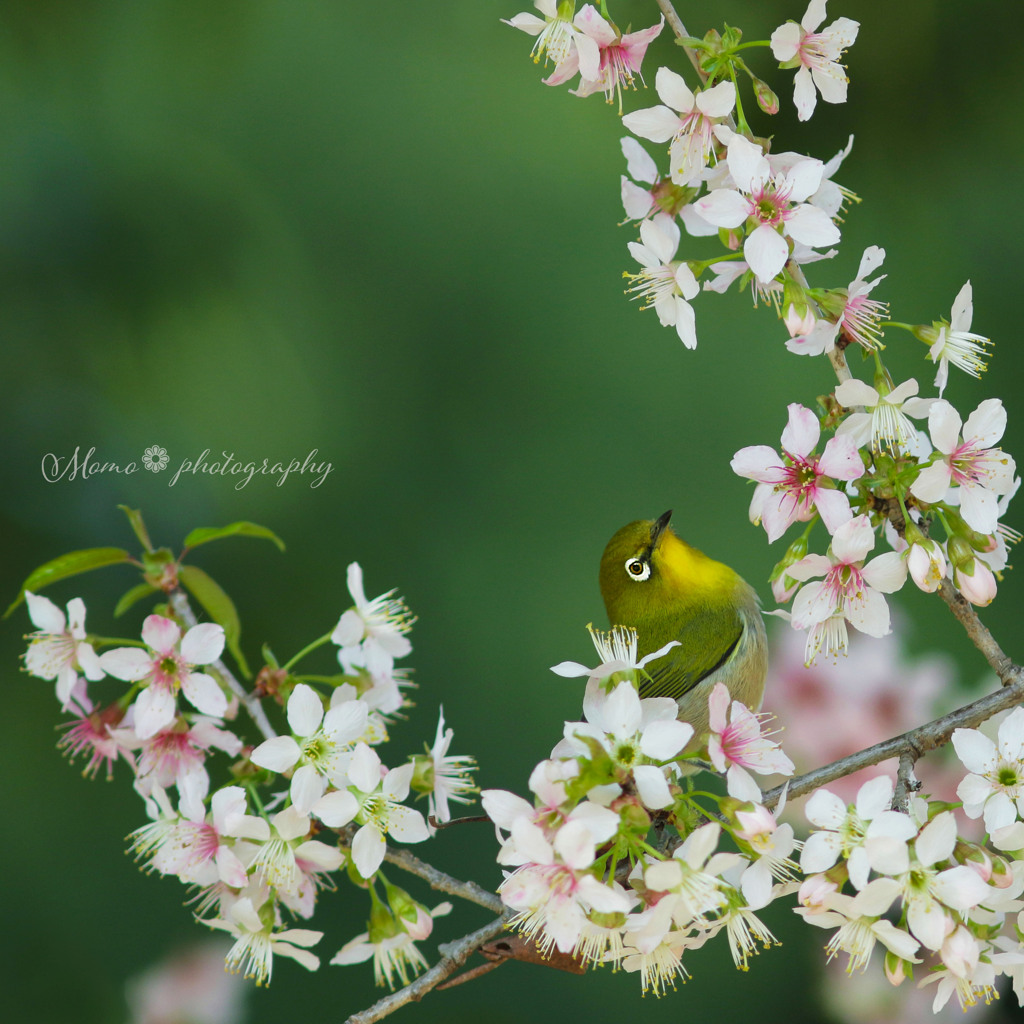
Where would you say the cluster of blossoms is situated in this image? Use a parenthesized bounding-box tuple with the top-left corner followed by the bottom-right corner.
(22, 556, 477, 988)
(487, 627, 1024, 1009)
(798, 763, 1024, 1013)
(484, 625, 800, 994)
(732, 382, 1017, 665)
(505, 4, 1018, 660)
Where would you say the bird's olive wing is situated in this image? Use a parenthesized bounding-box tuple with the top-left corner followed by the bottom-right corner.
(638, 604, 744, 701)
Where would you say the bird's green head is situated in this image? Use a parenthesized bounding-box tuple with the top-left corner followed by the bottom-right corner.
(599, 510, 738, 628)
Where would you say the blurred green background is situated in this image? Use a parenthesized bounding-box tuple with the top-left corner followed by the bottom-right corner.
(2, 1, 1022, 1021)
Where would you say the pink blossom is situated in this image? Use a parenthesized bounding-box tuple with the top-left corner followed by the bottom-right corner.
(100, 616, 228, 740)
(911, 399, 1016, 534)
(694, 133, 840, 284)
(706, 682, 795, 778)
(770, 0, 859, 121)
(622, 69, 735, 187)
(548, 7, 663, 112)
(731, 403, 864, 542)
(788, 515, 907, 663)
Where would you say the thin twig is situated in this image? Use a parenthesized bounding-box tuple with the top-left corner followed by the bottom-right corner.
(936, 579, 1015, 682)
(380, 845, 504, 914)
(761, 669, 1024, 809)
(168, 589, 276, 742)
(345, 913, 511, 1024)
(654, 0, 707, 83)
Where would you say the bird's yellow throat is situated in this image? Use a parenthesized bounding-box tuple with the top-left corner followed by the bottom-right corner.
(653, 528, 738, 596)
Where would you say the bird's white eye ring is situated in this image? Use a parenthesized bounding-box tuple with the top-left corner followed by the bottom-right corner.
(625, 557, 650, 581)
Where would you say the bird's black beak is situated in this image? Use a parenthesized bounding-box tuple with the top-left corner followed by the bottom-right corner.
(650, 509, 673, 548)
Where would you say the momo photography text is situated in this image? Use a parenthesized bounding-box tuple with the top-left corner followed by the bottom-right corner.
(40, 446, 334, 489)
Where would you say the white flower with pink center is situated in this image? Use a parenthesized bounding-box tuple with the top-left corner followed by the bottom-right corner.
(100, 616, 227, 740)
(547, 7, 662, 112)
(911, 399, 1017, 534)
(23, 592, 104, 711)
(127, 716, 243, 822)
(733, 803, 799, 908)
(925, 281, 992, 396)
(498, 817, 632, 956)
(788, 515, 908, 664)
(694, 134, 840, 285)
(624, 213, 700, 348)
(57, 699, 135, 779)
(707, 682, 795, 781)
(789, 246, 888, 356)
(622, 68, 735, 187)
(130, 785, 267, 889)
(770, 0, 859, 121)
(731, 403, 864, 543)
(834, 376, 934, 455)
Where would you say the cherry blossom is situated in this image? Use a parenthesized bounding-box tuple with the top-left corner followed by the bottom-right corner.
(694, 134, 840, 285)
(834, 376, 934, 455)
(556, 679, 694, 809)
(788, 245, 887, 356)
(623, 213, 700, 347)
(100, 616, 227, 740)
(202, 896, 322, 985)
(23, 591, 104, 710)
(706, 682, 795, 782)
(731, 403, 864, 542)
(250, 683, 369, 814)
(549, 7, 663, 112)
(498, 817, 632, 955)
(922, 281, 992, 396)
(770, 0, 859, 121)
(789, 516, 907, 663)
(332, 562, 414, 676)
(502, 0, 599, 82)
(801, 776, 916, 889)
(953, 707, 1024, 832)
(911, 399, 1017, 534)
(622, 69, 735, 187)
(315, 743, 429, 878)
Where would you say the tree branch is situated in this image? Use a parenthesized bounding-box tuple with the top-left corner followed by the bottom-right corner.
(761, 668, 1024, 808)
(380, 845, 504, 915)
(345, 913, 511, 1024)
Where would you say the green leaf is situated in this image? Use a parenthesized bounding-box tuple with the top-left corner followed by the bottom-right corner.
(183, 521, 285, 553)
(178, 564, 251, 679)
(114, 582, 159, 618)
(117, 505, 154, 552)
(5, 547, 132, 618)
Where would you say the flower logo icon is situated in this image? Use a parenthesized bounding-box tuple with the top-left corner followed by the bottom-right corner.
(142, 446, 169, 473)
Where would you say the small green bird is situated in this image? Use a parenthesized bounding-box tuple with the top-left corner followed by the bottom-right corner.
(599, 510, 767, 739)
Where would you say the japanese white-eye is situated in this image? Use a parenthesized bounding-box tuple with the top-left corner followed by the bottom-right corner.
(599, 510, 767, 738)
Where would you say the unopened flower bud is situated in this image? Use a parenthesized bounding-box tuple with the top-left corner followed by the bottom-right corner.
(752, 77, 779, 115)
(770, 536, 808, 604)
(954, 557, 997, 606)
(907, 537, 947, 593)
(884, 950, 910, 986)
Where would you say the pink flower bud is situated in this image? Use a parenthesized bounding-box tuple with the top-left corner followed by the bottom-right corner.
(954, 559, 997, 606)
